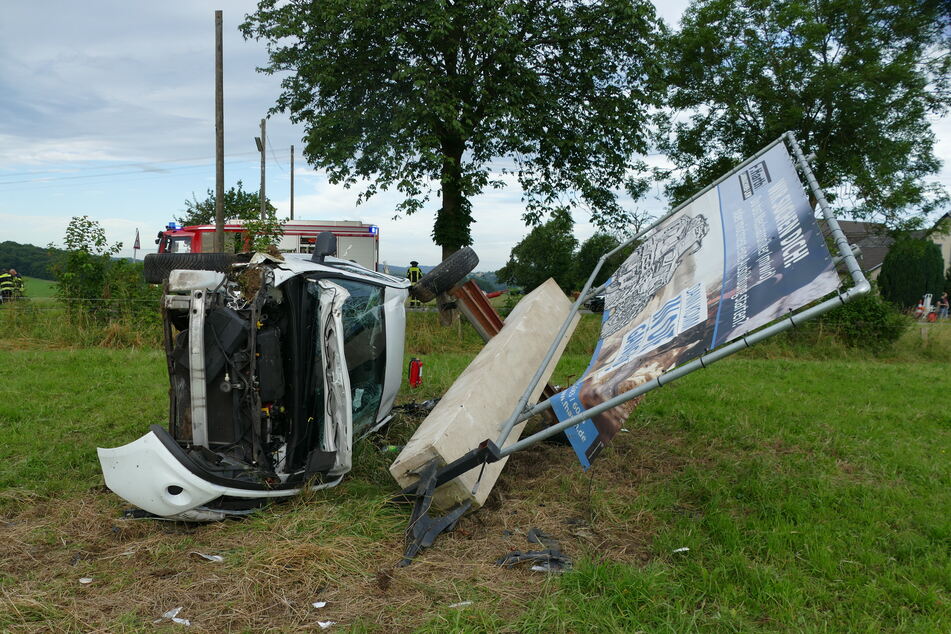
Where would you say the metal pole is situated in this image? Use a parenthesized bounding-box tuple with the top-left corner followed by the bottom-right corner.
(783, 132, 866, 289)
(290, 144, 295, 221)
(259, 118, 267, 220)
(214, 10, 224, 253)
(500, 283, 869, 458)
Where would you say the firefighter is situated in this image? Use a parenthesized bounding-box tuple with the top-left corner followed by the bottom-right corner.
(406, 260, 423, 307)
(0, 269, 13, 303)
(10, 269, 23, 299)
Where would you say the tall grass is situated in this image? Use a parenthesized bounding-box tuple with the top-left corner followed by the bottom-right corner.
(0, 303, 162, 349)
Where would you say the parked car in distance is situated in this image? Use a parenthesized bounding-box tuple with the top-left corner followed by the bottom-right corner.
(586, 295, 605, 313)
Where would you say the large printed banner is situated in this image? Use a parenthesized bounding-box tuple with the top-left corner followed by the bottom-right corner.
(553, 142, 840, 469)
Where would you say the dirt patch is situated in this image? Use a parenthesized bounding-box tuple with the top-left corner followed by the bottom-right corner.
(0, 424, 689, 631)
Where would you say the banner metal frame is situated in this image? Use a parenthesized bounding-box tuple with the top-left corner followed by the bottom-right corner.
(493, 131, 870, 458)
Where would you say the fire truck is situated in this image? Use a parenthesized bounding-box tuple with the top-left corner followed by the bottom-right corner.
(156, 220, 380, 271)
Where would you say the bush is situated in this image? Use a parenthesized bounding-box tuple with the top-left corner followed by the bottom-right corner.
(878, 237, 945, 308)
(49, 216, 161, 329)
(808, 288, 909, 351)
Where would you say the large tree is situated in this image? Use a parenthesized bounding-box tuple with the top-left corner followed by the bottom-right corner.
(659, 0, 950, 226)
(241, 0, 663, 259)
(497, 208, 577, 292)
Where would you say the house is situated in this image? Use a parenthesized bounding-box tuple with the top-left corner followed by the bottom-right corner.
(821, 214, 951, 280)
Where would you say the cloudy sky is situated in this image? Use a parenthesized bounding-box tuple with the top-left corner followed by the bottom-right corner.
(1, 1, 948, 271)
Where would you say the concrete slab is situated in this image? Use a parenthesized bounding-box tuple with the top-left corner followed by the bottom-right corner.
(390, 278, 580, 509)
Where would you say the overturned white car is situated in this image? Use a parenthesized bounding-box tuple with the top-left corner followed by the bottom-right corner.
(98, 234, 476, 520)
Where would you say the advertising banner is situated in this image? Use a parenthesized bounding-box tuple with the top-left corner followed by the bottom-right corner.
(553, 141, 840, 468)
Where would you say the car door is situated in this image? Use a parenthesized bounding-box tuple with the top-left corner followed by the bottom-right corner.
(315, 280, 353, 477)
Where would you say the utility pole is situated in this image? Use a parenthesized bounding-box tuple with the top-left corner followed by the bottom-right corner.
(255, 118, 266, 221)
(214, 10, 224, 253)
(290, 144, 295, 220)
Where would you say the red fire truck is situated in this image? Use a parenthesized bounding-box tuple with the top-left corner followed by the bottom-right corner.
(156, 220, 380, 270)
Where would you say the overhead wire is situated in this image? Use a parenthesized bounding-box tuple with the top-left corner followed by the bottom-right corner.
(0, 153, 261, 186)
(0, 150, 261, 179)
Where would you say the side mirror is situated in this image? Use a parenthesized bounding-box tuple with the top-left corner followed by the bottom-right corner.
(310, 231, 337, 263)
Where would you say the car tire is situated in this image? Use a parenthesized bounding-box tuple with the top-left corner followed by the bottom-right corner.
(409, 247, 479, 302)
(143, 253, 238, 284)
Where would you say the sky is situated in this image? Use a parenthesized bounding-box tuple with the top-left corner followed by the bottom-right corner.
(1, 1, 948, 271)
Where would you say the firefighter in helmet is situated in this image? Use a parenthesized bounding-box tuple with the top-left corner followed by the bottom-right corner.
(10, 269, 23, 299)
(406, 260, 423, 307)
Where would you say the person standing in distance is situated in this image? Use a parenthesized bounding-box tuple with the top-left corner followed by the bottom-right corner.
(406, 261, 423, 308)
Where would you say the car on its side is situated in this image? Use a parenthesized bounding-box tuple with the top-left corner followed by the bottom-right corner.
(98, 235, 476, 520)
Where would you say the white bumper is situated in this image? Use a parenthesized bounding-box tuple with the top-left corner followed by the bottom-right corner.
(97, 431, 318, 518)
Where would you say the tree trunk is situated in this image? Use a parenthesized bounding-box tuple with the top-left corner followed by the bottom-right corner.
(434, 138, 467, 324)
(433, 137, 469, 261)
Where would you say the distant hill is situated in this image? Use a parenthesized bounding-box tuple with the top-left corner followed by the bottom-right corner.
(0, 241, 60, 280)
(383, 264, 506, 292)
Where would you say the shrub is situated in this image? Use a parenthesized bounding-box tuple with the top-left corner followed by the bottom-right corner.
(49, 216, 161, 329)
(878, 237, 945, 308)
(810, 288, 909, 350)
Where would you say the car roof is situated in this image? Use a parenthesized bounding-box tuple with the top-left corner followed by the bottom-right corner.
(269, 253, 410, 289)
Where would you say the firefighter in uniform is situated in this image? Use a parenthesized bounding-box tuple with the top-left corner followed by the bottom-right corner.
(406, 260, 423, 307)
(10, 269, 23, 299)
(0, 269, 13, 303)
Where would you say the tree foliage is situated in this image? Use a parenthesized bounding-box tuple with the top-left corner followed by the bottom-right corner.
(0, 241, 60, 279)
(497, 209, 578, 293)
(241, 0, 663, 258)
(177, 181, 284, 252)
(659, 0, 951, 226)
(878, 237, 945, 308)
(48, 216, 160, 325)
(177, 180, 276, 226)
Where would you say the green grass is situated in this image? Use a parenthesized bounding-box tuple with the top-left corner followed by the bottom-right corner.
(0, 348, 167, 499)
(22, 276, 57, 301)
(0, 310, 949, 630)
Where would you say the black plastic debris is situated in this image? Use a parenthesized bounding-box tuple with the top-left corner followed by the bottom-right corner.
(496, 527, 572, 572)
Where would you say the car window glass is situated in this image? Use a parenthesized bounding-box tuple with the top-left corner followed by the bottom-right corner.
(332, 278, 387, 436)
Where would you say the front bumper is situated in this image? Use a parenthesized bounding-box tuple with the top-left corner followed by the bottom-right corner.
(97, 427, 341, 520)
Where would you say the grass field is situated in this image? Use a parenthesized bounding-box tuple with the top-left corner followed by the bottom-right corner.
(0, 312, 948, 630)
(22, 277, 57, 301)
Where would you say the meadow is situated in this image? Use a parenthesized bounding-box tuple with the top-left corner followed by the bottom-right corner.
(0, 296, 949, 631)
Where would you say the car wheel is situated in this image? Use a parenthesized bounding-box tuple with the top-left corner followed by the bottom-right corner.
(143, 253, 239, 284)
(409, 247, 479, 303)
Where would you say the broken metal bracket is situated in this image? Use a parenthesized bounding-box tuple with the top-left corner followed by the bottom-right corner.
(398, 460, 472, 566)
(395, 440, 503, 565)
(397, 438, 503, 499)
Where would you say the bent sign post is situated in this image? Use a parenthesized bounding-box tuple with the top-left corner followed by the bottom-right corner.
(553, 140, 840, 467)
(491, 132, 870, 467)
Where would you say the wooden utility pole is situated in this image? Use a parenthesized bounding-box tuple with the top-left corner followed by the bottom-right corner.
(214, 10, 224, 252)
(290, 145, 295, 220)
(258, 118, 266, 220)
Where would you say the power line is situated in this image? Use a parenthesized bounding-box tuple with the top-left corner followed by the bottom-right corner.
(0, 158, 260, 189)
(266, 136, 286, 173)
(0, 151, 261, 184)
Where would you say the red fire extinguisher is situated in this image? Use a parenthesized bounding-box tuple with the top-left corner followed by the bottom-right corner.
(408, 357, 423, 388)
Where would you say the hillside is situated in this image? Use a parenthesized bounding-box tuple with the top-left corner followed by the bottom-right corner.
(0, 241, 60, 280)
(386, 264, 506, 292)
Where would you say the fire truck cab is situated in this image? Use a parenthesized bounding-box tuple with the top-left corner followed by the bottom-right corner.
(157, 220, 380, 271)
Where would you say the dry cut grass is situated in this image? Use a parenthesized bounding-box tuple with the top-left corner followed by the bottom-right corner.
(0, 414, 686, 632)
